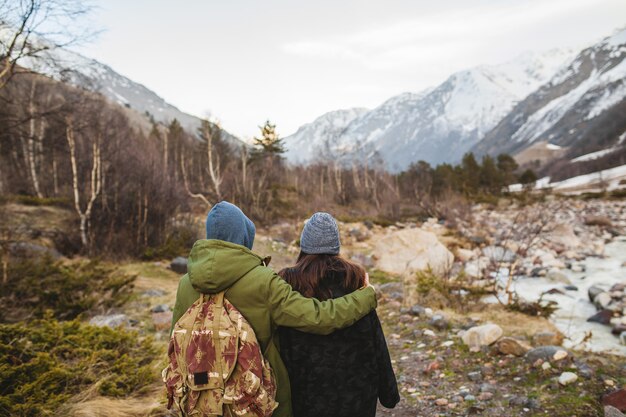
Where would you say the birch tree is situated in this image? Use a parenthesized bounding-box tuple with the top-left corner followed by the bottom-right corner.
(65, 116, 101, 248)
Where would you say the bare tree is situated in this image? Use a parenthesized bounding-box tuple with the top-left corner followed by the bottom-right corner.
(65, 115, 101, 248)
(0, 0, 95, 89)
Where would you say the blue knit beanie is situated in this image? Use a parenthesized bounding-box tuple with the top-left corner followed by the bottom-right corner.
(300, 212, 340, 255)
(205, 201, 256, 250)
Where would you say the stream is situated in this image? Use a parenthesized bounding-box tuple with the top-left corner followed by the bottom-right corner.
(512, 237, 626, 355)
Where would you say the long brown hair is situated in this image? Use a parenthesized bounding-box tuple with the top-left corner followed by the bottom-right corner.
(278, 252, 366, 300)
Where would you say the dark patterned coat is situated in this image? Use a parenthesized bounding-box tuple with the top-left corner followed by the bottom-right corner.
(278, 272, 400, 417)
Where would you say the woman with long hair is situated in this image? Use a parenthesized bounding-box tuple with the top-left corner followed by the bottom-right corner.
(278, 212, 399, 417)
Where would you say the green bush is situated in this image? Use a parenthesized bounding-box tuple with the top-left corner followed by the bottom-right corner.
(0, 316, 158, 416)
(0, 257, 135, 322)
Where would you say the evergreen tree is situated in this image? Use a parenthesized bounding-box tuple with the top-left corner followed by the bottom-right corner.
(461, 152, 480, 194)
(496, 154, 519, 185)
(479, 155, 500, 193)
(252, 120, 285, 158)
(519, 169, 538, 185)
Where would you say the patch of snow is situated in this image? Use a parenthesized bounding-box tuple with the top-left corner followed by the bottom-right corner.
(571, 147, 619, 162)
(546, 143, 562, 150)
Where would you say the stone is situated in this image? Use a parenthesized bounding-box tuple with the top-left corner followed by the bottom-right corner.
(509, 396, 529, 406)
(379, 282, 404, 295)
(587, 310, 613, 325)
(464, 395, 476, 402)
(604, 406, 626, 417)
(350, 253, 374, 268)
(482, 246, 516, 263)
(525, 346, 568, 363)
(525, 399, 541, 409)
(468, 371, 482, 382)
(477, 392, 493, 401)
(541, 362, 552, 370)
(456, 248, 475, 262)
(142, 288, 166, 297)
(621, 332, 626, 346)
(170, 256, 188, 274)
(553, 350, 568, 361)
(462, 324, 503, 352)
(406, 304, 426, 317)
(429, 314, 449, 330)
(594, 292, 613, 309)
(9, 241, 62, 259)
(533, 331, 563, 346)
(603, 389, 626, 412)
(548, 223, 581, 249)
(564, 285, 579, 291)
(558, 372, 578, 385)
(89, 314, 129, 328)
(151, 304, 170, 313)
(545, 269, 571, 284)
(570, 264, 585, 273)
(495, 337, 531, 357)
(588, 285, 605, 302)
(152, 311, 173, 332)
(479, 383, 496, 393)
(435, 398, 448, 406)
(373, 228, 454, 275)
(584, 215, 612, 227)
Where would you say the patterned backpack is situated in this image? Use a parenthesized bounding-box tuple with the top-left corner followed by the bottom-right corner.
(163, 291, 278, 416)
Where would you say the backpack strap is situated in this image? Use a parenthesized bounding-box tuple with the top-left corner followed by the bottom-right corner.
(211, 291, 226, 392)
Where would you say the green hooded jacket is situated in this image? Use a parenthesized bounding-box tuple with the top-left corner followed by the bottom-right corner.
(170, 239, 377, 417)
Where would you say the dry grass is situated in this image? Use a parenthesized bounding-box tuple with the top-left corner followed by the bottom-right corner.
(443, 304, 561, 338)
(57, 384, 168, 417)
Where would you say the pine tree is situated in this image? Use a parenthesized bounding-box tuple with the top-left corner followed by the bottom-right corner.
(251, 120, 285, 158)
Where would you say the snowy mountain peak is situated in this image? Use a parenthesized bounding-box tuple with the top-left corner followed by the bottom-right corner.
(283, 108, 369, 163)
(474, 28, 626, 159)
(285, 48, 575, 170)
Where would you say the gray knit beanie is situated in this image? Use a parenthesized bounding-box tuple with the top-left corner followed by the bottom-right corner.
(300, 212, 340, 255)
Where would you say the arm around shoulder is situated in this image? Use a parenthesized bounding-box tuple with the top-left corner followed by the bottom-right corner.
(265, 271, 377, 335)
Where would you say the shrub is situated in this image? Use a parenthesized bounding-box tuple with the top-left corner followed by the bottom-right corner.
(0, 257, 135, 322)
(0, 316, 158, 416)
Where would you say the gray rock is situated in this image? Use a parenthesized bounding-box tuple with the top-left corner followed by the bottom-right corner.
(429, 314, 449, 330)
(525, 399, 541, 409)
(468, 371, 482, 382)
(587, 310, 613, 325)
(9, 241, 61, 259)
(464, 395, 476, 402)
(604, 406, 626, 417)
(525, 346, 569, 363)
(480, 383, 496, 393)
(142, 288, 166, 297)
(588, 285, 605, 302)
(509, 396, 529, 407)
(564, 285, 579, 291)
(89, 314, 129, 328)
(350, 253, 374, 268)
(170, 257, 188, 274)
(408, 304, 427, 317)
(546, 270, 571, 284)
(595, 292, 613, 309)
(151, 304, 170, 313)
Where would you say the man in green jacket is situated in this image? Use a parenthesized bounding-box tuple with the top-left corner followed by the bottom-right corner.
(170, 202, 377, 417)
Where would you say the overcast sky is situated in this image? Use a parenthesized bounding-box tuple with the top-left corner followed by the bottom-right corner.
(75, 0, 625, 139)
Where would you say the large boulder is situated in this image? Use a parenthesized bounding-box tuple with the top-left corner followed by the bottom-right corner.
(525, 346, 569, 363)
(373, 228, 454, 276)
(496, 337, 531, 356)
(462, 324, 503, 352)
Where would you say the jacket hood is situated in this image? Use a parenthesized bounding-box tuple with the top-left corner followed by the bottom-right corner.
(188, 239, 265, 293)
(205, 201, 256, 250)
